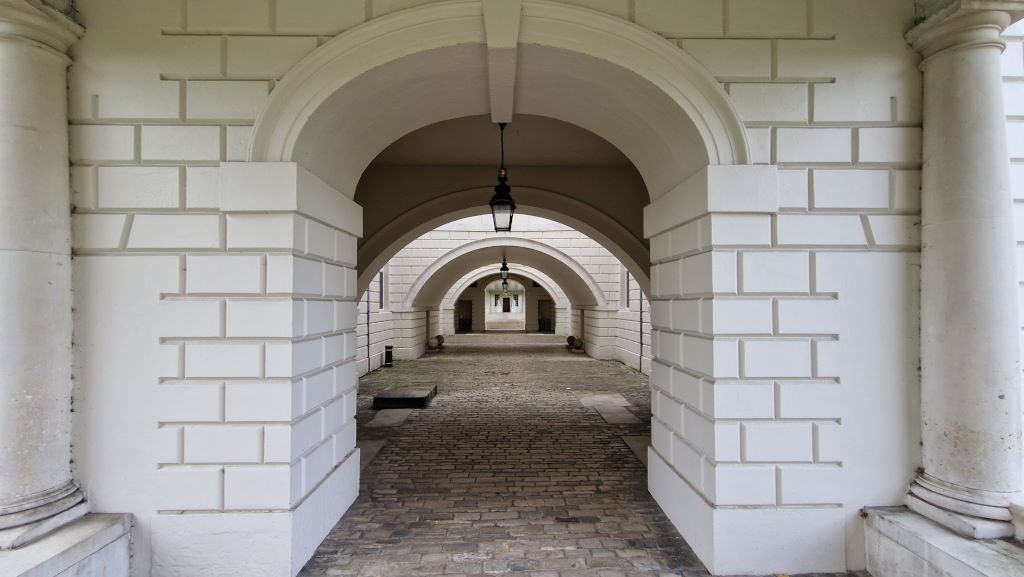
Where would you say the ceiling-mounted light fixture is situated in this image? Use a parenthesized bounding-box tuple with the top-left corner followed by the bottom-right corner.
(500, 257, 509, 280)
(489, 122, 516, 232)
(502, 278, 509, 295)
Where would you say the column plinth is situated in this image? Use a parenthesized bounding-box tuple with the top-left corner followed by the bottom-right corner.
(907, 3, 1024, 539)
(0, 0, 85, 549)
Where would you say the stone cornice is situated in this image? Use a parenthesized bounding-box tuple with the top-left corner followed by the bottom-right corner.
(0, 0, 82, 54)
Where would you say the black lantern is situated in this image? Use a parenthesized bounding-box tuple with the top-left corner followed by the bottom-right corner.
(502, 279, 509, 295)
(500, 257, 509, 280)
(489, 123, 516, 232)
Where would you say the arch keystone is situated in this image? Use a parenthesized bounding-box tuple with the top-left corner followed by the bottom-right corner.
(483, 0, 522, 123)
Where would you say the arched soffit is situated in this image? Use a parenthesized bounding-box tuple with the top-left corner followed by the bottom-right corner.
(357, 188, 649, 297)
(403, 237, 607, 309)
(249, 0, 749, 201)
(485, 278, 526, 292)
(443, 267, 568, 311)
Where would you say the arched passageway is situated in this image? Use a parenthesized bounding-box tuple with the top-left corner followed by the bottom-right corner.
(353, 114, 652, 294)
(239, 2, 781, 575)
(67, 1, 925, 576)
(403, 237, 606, 310)
(50, 0, 971, 576)
(450, 274, 557, 333)
(298, 333, 693, 576)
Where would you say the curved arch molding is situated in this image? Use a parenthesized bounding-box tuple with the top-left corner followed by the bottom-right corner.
(442, 266, 569, 310)
(402, 237, 607, 309)
(249, 0, 749, 200)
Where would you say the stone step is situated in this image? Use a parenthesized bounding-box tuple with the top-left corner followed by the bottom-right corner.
(372, 385, 438, 409)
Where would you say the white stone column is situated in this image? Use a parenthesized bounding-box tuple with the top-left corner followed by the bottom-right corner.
(907, 4, 1024, 539)
(0, 0, 85, 549)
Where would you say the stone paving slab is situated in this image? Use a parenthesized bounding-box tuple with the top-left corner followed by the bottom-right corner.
(621, 437, 648, 467)
(357, 440, 387, 470)
(577, 393, 641, 425)
(365, 409, 413, 428)
(576, 393, 631, 407)
(372, 385, 438, 409)
(298, 334, 870, 577)
(592, 405, 642, 425)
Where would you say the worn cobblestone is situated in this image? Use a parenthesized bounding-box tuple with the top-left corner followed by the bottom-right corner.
(298, 334, 869, 577)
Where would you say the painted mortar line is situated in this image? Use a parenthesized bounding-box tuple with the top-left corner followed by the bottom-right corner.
(806, 0, 814, 36)
(220, 35, 228, 77)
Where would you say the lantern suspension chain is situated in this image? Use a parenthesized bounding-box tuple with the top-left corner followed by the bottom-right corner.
(499, 122, 506, 169)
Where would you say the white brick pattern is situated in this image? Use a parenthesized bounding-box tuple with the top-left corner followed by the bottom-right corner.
(66, 1, 929, 573)
(68, 164, 363, 516)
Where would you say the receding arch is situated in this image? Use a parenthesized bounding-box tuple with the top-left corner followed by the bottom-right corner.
(403, 237, 607, 310)
(249, 0, 749, 200)
(356, 187, 648, 297)
(442, 267, 568, 311)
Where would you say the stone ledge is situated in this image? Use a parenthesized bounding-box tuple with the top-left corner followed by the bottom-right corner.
(866, 506, 1024, 577)
(0, 513, 131, 577)
(371, 385, 437, 409)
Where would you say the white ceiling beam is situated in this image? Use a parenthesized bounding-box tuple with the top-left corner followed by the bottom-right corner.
(482, 0, 522, 124)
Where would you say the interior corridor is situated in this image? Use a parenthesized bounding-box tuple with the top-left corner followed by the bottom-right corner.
(298, 335, 864, 577)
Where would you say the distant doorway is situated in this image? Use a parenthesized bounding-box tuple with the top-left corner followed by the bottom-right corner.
(537, 299, 554, 332)
(456, 300, 473, 333)
(502, 298, 511, 313)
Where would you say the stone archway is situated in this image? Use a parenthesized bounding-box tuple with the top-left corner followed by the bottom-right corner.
(355, 186, 651, 297)
(443, 267, 568, 314)
(442, 267, 570, 335)
(234, 2, 791, 575)
(248, 0, 750, 301)
(454, 270, 569, 334)
(401, 237, 606, 310)
(67, 2, 807, 576)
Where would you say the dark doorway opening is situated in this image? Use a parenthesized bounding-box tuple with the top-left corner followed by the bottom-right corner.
(456, 300, 473, 333)
(537, 299, 554, 332)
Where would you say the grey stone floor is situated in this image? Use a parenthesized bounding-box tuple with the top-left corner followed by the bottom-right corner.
(298, 334, 869, 577)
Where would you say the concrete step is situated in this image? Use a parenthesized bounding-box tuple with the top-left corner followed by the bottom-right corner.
(372, 385, 438, 409)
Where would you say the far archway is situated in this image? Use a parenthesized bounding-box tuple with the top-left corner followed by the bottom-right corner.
(442, 266, 571, 336)
(402, 237, 607, 311)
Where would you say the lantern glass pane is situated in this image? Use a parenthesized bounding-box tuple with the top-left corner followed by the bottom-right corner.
(491, 204, 513, 232)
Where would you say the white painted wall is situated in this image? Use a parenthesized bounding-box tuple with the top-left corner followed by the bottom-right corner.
(73, 164, 362, 576)
(355, 271, 393, 375)
(63, 0, 929, 575)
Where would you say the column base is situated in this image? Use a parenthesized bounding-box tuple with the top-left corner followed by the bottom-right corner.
(1010, 501, 1024, 541)
(0, 484, 88, 550)
(0, 501, 90, 550)
(908, 494, 1015, 539)
(907, 474, 1016, 539)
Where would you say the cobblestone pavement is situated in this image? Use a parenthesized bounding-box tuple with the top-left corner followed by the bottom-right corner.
(299, 334, 869, 577)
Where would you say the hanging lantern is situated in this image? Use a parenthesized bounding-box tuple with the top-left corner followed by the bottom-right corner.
(489, 123, 516, 232)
